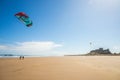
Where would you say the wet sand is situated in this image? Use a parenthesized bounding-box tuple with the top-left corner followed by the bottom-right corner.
(0, 56, 120, 80)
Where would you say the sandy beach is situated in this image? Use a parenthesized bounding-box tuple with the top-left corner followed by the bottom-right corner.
(0, 56, 120, 80)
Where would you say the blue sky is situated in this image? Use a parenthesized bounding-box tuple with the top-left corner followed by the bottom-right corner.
(0, 0, 120, 56)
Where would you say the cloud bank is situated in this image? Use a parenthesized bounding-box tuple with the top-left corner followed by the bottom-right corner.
(0, 41, 62, 56)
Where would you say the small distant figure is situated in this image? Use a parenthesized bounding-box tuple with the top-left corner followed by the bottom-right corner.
(22, 56, 24, 60)
(19, 56, 24, 60)
(19, 56, 22, 60)
(90, 42, 92, 45)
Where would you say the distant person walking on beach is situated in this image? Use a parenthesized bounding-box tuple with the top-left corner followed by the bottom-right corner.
(19, 56, 22, 60)
(22, 56, 24, 60)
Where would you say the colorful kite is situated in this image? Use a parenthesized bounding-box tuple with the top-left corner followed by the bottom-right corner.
(15, 12, 32, 27)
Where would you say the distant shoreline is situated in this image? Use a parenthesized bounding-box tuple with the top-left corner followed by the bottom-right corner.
(0, 55, 63, 58)
(65, 54, 120, 56)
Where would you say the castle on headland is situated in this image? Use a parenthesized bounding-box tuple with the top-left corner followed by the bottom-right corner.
(88, 48, 112, 55)
(65, 48, 120, 56)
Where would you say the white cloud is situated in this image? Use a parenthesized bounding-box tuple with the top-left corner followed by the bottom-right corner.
(15, 41, 62, 51)
(0, 45, 9, 50)
(89, 0, 120, 10)
(0, 41, 63, 55)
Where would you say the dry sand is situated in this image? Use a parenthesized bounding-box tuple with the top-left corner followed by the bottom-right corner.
(0, 56, 120, 80)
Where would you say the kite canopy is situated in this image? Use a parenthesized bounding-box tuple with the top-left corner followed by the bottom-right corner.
(15, 12, 32, 27)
